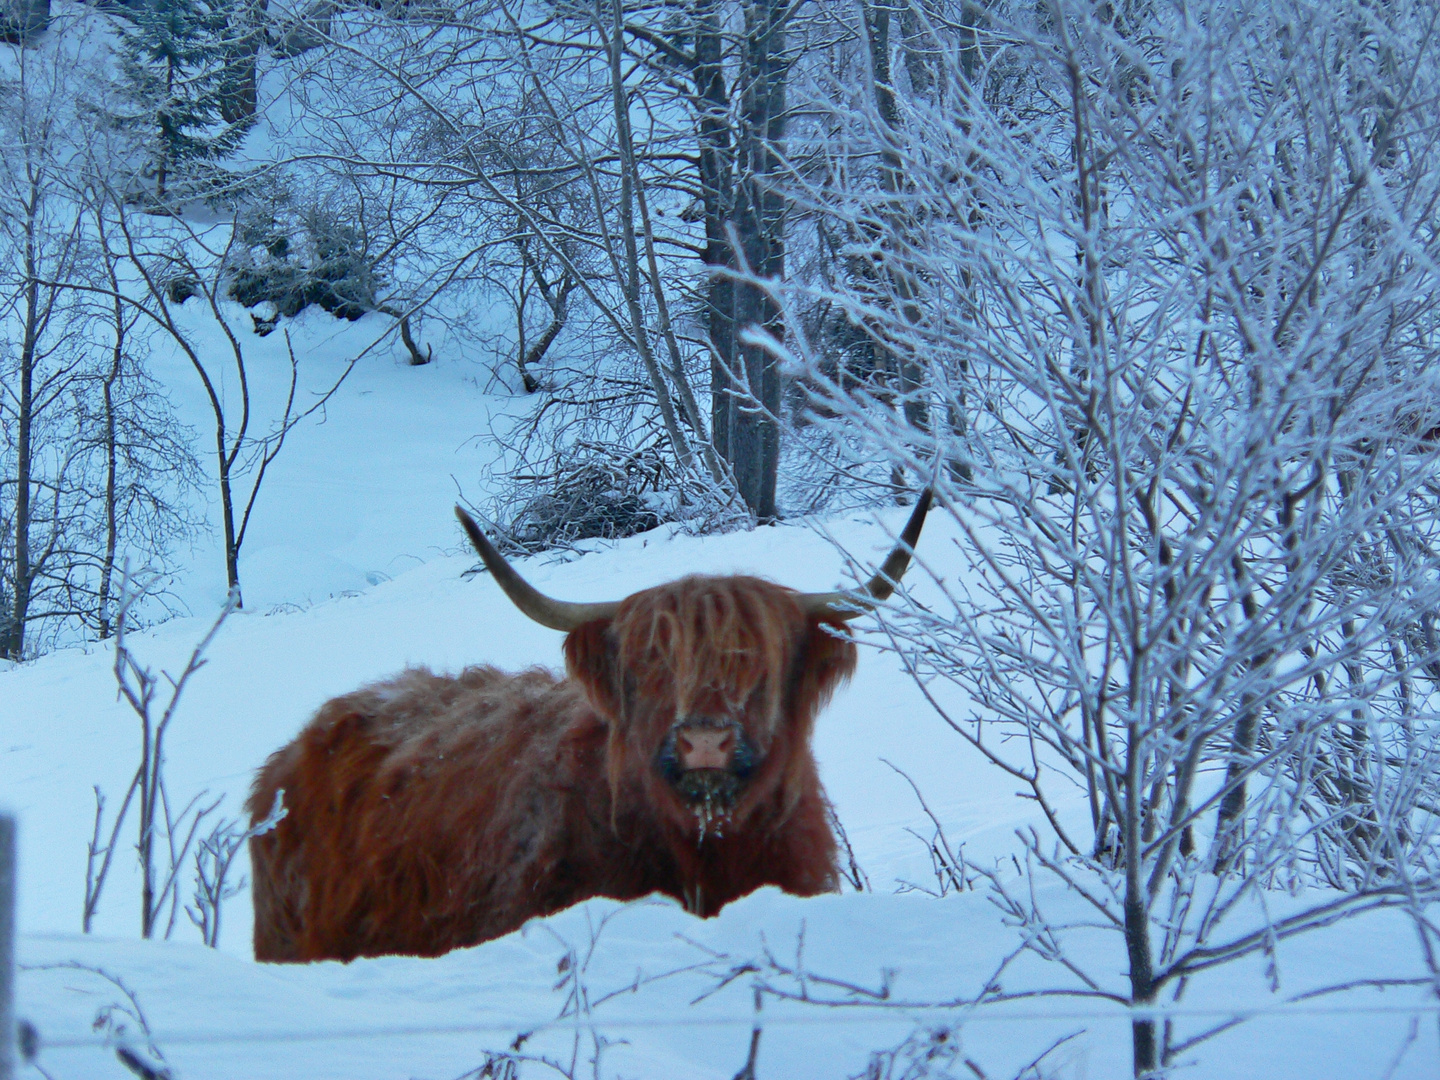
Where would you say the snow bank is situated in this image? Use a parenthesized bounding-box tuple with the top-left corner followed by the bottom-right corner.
(19, 886, 1434, 1079)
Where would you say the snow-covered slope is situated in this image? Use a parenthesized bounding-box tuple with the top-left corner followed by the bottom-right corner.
(4, 438, 1436, 1076)
(0, 193, 1433, 1080)
(135, 307, 525, 617)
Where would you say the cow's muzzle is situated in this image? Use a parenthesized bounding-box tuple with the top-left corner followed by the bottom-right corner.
(656, 717, 756, 814)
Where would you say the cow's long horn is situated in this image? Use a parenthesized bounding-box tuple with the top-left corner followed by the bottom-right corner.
(797, 488, 933, 620)
(456, 507, 621, 631)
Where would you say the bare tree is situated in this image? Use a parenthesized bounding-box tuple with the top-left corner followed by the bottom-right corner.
(85, 573, 236, 938)
(105, 215, 290, 608)
(0, 35, 93, 659)
(0, 17, 199, 657)
(782, 0, 1440, 1074)
(83, 188, 369, 607)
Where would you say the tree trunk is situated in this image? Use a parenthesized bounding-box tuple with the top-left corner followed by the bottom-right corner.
(1124, 718, 1158, 1078)
(863, 0, 934, 492)
(2, 189, 42, 661)
(1212, 552, 1269, 872)
(695, 0, 736, 468)
(398, 312, 432, 366)
(728, 0, 788, 520)
(98, 312, 121, 640)
(216, 429, 241, 610)
(515, 248, 573, 390)
(3, 321, 32, 660)
(219, 0, 266, 124)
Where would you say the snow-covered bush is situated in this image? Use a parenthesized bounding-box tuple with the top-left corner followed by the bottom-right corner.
(479, 438, 744, 556)
(226, 196, 379, 321)
(503, 453, 666, 550)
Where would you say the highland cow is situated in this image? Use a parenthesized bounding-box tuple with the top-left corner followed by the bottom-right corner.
(247, 493, 931, 962)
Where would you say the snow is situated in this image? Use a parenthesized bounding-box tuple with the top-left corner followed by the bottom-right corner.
(3, 329, 1436, 1077)
(16, 889, 1436, 1079)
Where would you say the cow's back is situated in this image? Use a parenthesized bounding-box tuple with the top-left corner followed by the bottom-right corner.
(247, 665, 608, 961)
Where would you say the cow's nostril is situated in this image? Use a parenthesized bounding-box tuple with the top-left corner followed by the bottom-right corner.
(676, 726, 735, 771)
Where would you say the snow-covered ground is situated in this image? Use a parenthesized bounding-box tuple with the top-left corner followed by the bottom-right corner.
(135, 305, 522, 617)
(3, 307, 1437, 1078)
(18, 889, 1435, 1080)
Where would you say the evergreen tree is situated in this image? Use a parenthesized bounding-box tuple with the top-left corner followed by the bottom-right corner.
(111, 0, 254, 201)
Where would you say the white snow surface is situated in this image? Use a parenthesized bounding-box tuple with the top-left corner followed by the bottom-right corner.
(1, 314, 1436, 1078)
(17, 891, 1436, 1080)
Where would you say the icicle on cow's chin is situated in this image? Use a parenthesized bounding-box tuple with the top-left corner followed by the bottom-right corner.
(676, 769, 741, 842)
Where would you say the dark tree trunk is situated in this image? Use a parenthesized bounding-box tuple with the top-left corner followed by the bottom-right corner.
(398, 312, 432, 366)
(217, 426, 243, 608)
(864, 0, 932, 478)
(726, 0, 788, 519)
(695, 0, 736, 468)
(97, 282, 128, 641)
(219, 0, 267, 125)
(3, 310, 33, 660)
(2, 190, 42, 661)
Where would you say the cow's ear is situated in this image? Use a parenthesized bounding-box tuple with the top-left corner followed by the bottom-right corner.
(564, 619, 621, 719)
(793, 619, 859, 719)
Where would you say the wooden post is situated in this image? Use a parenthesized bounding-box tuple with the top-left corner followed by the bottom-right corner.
(0, 814, 15, 1080)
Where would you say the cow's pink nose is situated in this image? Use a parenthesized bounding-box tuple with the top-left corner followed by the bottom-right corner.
(676, 727, 736, 770)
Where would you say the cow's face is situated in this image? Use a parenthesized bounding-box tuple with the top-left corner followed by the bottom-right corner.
(563, 577, 857, 836)
(454, 492, 928, 836)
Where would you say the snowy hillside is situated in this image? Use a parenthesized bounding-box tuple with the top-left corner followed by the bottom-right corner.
(1, 341, 1435, 1077)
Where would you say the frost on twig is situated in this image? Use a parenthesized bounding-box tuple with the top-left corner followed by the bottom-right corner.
(84, 569, 239, 940)
(187, 789, 287, 948)
(768, 0, 1440, 1072)
(21, 963, 173, 1080)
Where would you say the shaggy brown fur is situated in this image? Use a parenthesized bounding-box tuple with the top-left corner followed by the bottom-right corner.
(248, 575, 856, 962)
